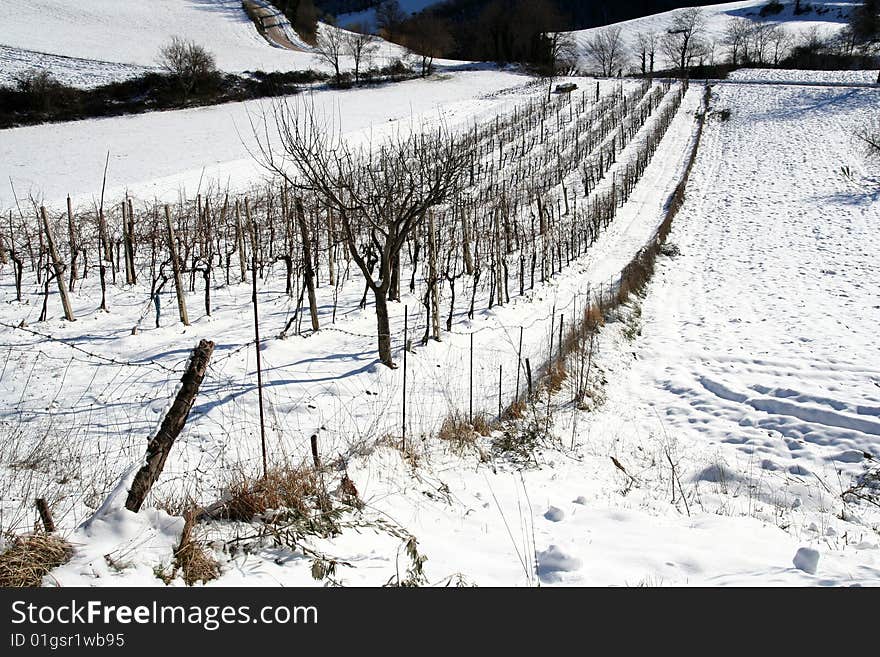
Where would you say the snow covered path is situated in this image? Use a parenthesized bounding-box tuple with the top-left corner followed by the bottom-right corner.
(633, 82, 880, 482)
(564, 80, 880, 585)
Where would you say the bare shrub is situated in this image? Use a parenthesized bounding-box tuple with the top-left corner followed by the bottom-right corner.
(584, 26, 628, 77)
(546, 360, 567, 392)
(157, 37, 218, 100)
(12, 69, 72, 114)
(438, 413, 476, 446)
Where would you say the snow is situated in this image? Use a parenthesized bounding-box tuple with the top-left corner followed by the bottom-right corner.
(0, 45, 155, 89)
(0, 1, 311, 72)
(0, 68, 531, 212)
(4, 71, 879, 587)
(2, 2, 879, 590)
(729, 68, 879, 83)
(568, 1, 858, 72)
(793, 547, 820, 574)
(0, 0, 407, 88)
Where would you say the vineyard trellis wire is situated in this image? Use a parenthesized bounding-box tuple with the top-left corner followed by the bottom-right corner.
(0, 77, 697, 526)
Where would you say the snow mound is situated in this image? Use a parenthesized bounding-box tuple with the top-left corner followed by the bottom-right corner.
(544, 506, 566, 522)
(793, 547, 820, 575)
(537, 545, 582, 583)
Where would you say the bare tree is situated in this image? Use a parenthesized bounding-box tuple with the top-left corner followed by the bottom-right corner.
(400, 14, 454, 76)
(633, 31, 658, 74)
(660, 8, 707, 73)
(769, 26, 793, 65)
(584, 26, 628, 77)
(724, 17, 753, 65)
(249, 102, 469, 367)
(343, 23, 380, 83)
(157, 37, 218, 100)
(544, 31, 578, 75)
(748, 22, 777, 65)
(313, 23, 345, 81)
(376, 0, 407, 42)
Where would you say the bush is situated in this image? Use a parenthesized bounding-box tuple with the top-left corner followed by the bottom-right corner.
(215, 465, 324, 522)
(157, 37, 220, 100)
(8, 69, 79, 115)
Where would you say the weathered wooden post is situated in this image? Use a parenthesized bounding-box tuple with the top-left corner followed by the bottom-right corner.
(41, 207, 75, 322)
(125, 339, 214, 512)
(164, 205, 189, 326)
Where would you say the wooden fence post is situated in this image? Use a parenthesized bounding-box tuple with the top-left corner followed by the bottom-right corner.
(164, 205, 189, 326)
(35, 498, 55, 533)
(40, 207, 75, 322)
(125, 339, 214, 512)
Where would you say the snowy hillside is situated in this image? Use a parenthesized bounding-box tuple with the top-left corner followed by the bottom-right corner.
(568, 0, 857, 72)
(1, 2, 879, 591)
(0, 0, 405, 87)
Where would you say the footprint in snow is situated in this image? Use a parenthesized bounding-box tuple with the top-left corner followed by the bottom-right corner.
(544, 506, 565, 522)
(536, 545, 581, 583)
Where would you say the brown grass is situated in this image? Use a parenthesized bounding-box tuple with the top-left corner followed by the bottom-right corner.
(471, 413, 495, 436)
(217, 465, 322, 522)
(505, 399, 527, 420)
(546, 360, 567, 392)
(0, 533, 72, 587)
(437, 412, 496, 458)
(172, 513, 219, 586)
(377, 433, 422, 468)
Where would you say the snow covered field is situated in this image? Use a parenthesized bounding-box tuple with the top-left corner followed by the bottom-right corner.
(0, 0, 407, 88)
(0, 0, 313, 73)
(0, 68, 529, 212)
(729, 67, 878, 83)
(5, 73, 878, 587)
(1, 1, 878, 589)
(555, 77, 880, 585)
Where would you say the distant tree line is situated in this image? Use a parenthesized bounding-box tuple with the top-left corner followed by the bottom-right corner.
(274, 0, 320, 43)
(357, 0, 717, 67)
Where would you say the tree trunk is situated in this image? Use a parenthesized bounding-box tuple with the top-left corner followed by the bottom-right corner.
(428, 211, 440, 340)
(374, 289, 394, 367)
(235, 199, 247, 282)
(296, 198, 320, 332)
(66, 196, 79, 292)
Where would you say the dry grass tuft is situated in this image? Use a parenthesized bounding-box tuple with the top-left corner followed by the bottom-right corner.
(218, 465, 323, 522)
(172, 513, 219, 586)
(546, 360, 567, 392)
(377, 433, 422, 468)
(585, 305, 605, 330)
(471, 413, 495, 437)
(438, 412, 496, 448)
(0, 532, 72, 587)
(505, 399, 527, 420)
